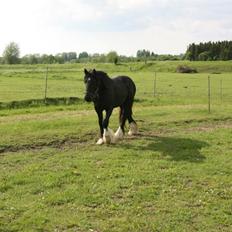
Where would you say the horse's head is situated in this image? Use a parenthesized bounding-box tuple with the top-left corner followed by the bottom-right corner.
(84, 69, 100, 102)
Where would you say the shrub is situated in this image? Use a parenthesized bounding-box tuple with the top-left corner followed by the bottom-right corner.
(176, 65, 197, 73)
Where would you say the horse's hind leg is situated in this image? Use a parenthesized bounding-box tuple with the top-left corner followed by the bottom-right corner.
(128, 117, 138, 136)
(127, 102, 138, 136)
(115, 106, 126, 141)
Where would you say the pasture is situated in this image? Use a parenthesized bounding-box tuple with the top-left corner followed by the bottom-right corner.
(0, 62, 232, 231)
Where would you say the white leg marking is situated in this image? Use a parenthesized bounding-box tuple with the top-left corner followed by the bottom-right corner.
(114, 127, 124, 141)
(108, 128, 116, 143)
(128, 122, 138, 136)
(103, 128, 115, 144)
(96, 138, 104, 145)
(103, 129, 110, 144)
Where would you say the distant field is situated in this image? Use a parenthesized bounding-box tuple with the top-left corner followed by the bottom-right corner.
(0, 61, 231, 106)
(0, 61, 232, 231)
(1, 60, 232, 73)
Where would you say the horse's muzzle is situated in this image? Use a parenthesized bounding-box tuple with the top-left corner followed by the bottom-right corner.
(84, 92, 99, 102)
(84, 94, 92, 102)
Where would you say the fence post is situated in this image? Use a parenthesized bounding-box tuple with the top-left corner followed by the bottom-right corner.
(208, 76, 211, 113)
(44, 66, 48, 103)
(153, 72, 157, 97)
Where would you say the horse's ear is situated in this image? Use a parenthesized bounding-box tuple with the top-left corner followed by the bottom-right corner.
(93, 69, 97, 75)
(84, 69, 88, 75)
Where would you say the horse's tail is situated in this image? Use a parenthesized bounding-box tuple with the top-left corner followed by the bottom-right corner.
(125, 78, 137, 130)
(126, 77, 136, 103)
(123, 77, 136, 120)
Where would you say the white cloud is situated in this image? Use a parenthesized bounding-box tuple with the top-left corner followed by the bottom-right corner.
(106, 0, 153, 10)
(0, 0, 232, 56)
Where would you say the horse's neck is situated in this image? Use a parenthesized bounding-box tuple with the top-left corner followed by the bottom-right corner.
(100, 73, 111, 81)
(99, 73, 113, 89)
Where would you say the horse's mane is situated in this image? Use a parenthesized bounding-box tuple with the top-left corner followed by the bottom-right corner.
(95, 70, 113, 89)
(95, 70, 110, 79)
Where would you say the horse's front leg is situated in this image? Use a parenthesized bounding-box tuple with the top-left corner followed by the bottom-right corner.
(102, 108, 115, 144)
(96, 109, 104, 145)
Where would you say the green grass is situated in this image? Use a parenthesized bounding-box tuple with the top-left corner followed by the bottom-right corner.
(0, 62, 232, 231)
(1, 104, 232, 231)
(0, 62, 231, 106)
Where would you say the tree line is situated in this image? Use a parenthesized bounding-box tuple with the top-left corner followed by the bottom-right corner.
(0, 43, 121, 64)
(185, 41, 232, 61)
(1, 41, 232, 64)
(0, 42, 183, 65)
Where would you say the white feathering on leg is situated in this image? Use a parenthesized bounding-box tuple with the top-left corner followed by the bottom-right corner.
(108, 128, 116, 143)
(96, 138, 104, 145)
(128, 122, 138, 135)
(114, 127, 124, 141)
(103, 128, 115, 144)
(103, 129, 110, 144)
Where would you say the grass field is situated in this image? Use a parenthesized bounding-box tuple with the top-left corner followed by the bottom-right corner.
(0, 62, 231, 106)
(0, 62, 232, 231)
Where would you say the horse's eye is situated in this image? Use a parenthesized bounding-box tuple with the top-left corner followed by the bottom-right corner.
(84, 77, 91, 83)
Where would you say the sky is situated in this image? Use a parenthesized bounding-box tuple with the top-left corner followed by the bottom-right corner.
(0, 0, 231, 56)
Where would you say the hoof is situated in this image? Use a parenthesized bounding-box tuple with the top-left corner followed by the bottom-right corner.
(114, 127, 124, 141)
(96, 138, 104, 145)
(128, 122, 138, 136)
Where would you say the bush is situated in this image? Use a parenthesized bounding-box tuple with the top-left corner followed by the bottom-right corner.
(176, 65, 197, 73)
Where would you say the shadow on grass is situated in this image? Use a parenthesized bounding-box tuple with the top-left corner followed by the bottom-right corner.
(121, 134, 208, 163)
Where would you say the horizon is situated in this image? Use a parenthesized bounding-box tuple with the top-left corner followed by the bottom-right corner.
(0, 0, 232, 57)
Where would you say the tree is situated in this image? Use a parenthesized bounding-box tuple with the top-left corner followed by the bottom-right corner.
(67, 52, 77, 61)
(198, 51, 210, 61)
(78, 52, 89, 59)
(136, 49, 150, 63)
(55, 53, 65, 64)
(106, 51, 118, 64)
(61, 53, 68, 62)
(21, 54, 39, 64)
(185, 40, 232, 61)
(91, 53, 106, 63)
(2, 42, 20, 64)
(40, 54, 56, 64)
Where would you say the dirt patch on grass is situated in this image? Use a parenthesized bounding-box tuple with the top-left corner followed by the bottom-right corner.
(127, 117, 232, 141)
(0, 132, 95, 154)
(175, 117, 232, 133)
(187, 121, 232, 132)
(1, 117, 231, 155)
(0, 110, 94, 123)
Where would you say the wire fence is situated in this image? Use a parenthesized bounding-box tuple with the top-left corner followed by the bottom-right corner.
(136, 72, 231, 112)
(0, 67, 231, 112)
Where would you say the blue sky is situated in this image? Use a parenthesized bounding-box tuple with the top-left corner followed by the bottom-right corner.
(0, 0, 231, 56)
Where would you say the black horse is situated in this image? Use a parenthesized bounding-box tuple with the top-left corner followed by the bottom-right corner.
(84, 69, 138, 144)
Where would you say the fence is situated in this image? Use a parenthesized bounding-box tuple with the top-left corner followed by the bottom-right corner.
(149, 73, 231, 113)
(0, 66, 231, 111)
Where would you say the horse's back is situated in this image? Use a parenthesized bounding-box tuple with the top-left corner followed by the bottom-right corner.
(113, 76, 136, 97)
(111, 76, 136, 107)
